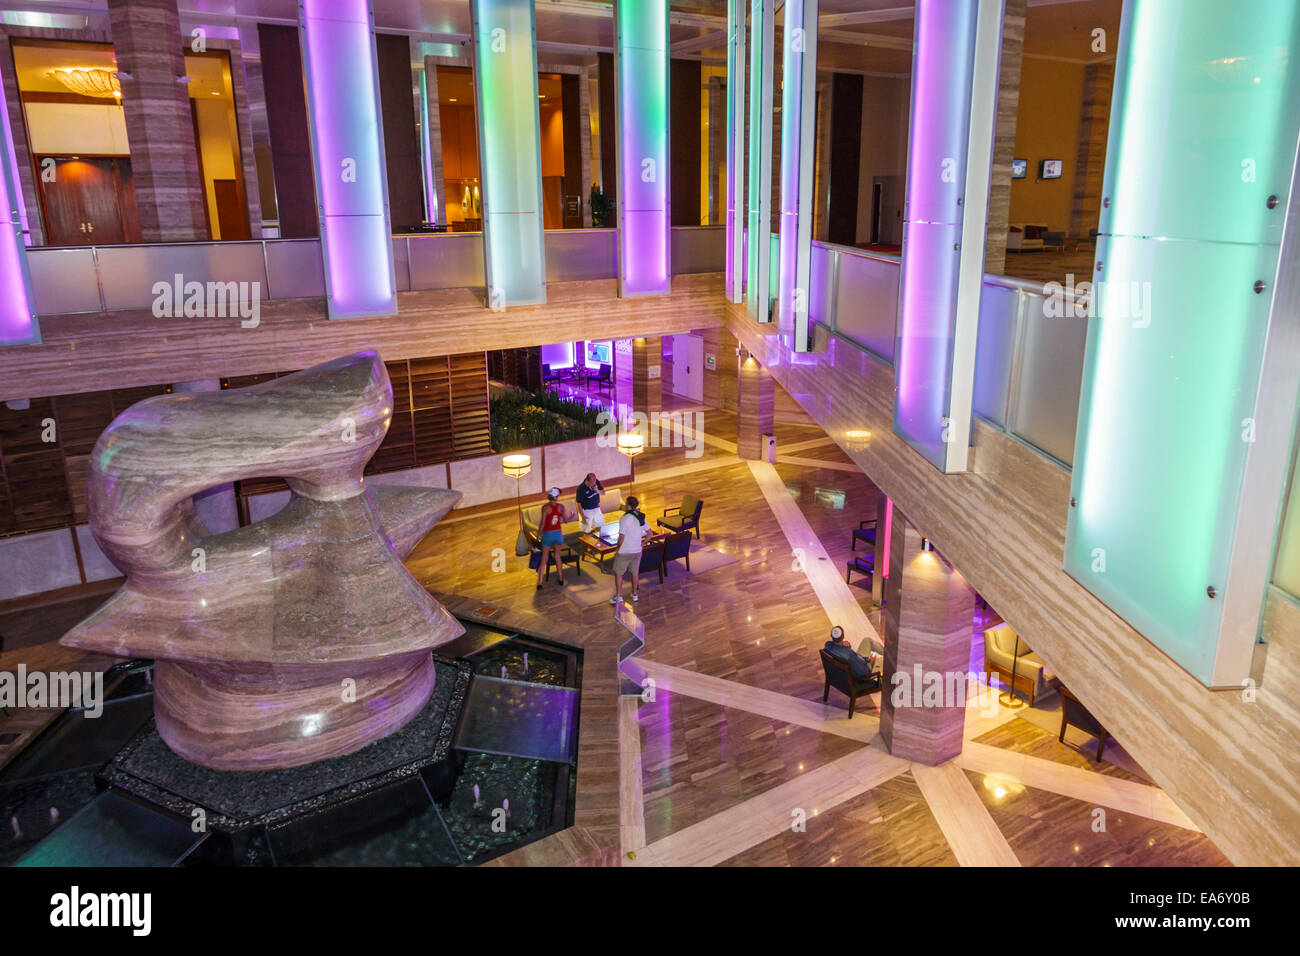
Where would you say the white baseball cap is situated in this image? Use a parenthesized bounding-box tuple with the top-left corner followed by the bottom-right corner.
(548, 487, 561, 498)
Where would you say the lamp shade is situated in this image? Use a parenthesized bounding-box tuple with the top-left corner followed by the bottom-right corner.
(617, 432, 645, 457)
(502, 453, 532, 478)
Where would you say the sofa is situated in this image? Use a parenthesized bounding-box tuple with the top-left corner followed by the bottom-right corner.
(1006, 222, 1048, 252)
(983, 622, 1060, 705)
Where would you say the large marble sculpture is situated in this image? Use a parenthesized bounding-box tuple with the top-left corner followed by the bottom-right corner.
(61, 351, 465, 771)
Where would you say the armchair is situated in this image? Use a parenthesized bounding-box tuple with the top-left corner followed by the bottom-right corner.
(983, 622, 1060, 706)
(636, 538, 667, 584)
(662, 529, 692, 575)
(657, 494, 703, 539)
(1059, 687, 1111, 762)
(820, 649, 880, 719)
(594, 363, 613, 394)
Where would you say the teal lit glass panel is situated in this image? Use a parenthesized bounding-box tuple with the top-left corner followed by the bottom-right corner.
(745, 0, 773, 322)
(471, 0, 547, 307)
(1065, 0, 1300, 686)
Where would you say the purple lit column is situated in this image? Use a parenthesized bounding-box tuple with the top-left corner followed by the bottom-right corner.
(777, 0, 818, 350)
(0, 65, 37, 347)
(893, 0, 1003, 472)
(299, 0, 398, 319)
(614, 0, 670, 296)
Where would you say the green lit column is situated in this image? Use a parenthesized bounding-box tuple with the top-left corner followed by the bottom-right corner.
(1064, 0, 1300, 687)
(470, 0, 547, 308)
(745, 0, 774, 323)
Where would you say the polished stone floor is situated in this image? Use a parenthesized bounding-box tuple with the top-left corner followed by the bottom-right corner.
(0, 398, 1232, 866)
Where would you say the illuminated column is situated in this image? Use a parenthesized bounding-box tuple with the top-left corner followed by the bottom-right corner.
(0, 65, 37, 347)
(471, 0, 547, 308)
(299, 0, 397, 319)
(614, 0, 670, 296)
(777, 0, 817, 351)
(746, 0, 775, 322)
(725, 0, 746, 303)
(893, 0, 1003, 472)
(1065, 0, 1300, 687)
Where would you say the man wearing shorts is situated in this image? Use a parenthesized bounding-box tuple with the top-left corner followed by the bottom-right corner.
(610, 496, 646, 605)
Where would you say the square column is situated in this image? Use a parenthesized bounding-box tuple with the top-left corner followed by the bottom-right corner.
(631, 336, 662, 416)
(107, 0, 208, 241)
(736, 350, 774, 460)
(880, 514, 975, 765)
(0, 48, 36, 347)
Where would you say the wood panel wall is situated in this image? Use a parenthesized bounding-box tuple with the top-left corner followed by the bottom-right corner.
(376, 33, 424, 231)
(0, 354, 489, 536)
(258, 24, 318, 238)
(826, 73, 863, 247)
(671, 58, 702, 226)
(597, 52, 617, 220)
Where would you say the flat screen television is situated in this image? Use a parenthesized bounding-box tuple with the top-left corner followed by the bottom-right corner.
(1039, 159, 1063, 180)
(586, 341, 612, 367)
(1011, 158, 1028, 179)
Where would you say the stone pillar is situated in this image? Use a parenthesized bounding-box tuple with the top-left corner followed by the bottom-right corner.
(578, 64, 593, 228)
(871, 492, 890, 608)
(107, 0, 209, 242)
(879, 512, 975, 765)
(1068, 61, 1114, 240)
(631, 336, 662, 416)
(983, 0, 1026, 276)
(736, 351, 774, 460)
(173, 381, 239, 533)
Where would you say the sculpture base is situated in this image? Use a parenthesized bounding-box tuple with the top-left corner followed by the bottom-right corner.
(152, 651, 441, 771)
(99, 656, 473, 855)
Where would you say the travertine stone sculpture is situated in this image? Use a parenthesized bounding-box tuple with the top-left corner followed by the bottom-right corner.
(61, 351, 465, 770)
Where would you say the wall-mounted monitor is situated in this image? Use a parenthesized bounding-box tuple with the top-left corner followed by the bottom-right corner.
(1039, 159, 1063, 180)
(1011, 158, 1028, 179)
(585, 341, 612, 367)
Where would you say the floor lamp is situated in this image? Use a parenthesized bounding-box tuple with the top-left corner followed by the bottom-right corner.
(617, 431, 644, 488)
(998, 632, 1025, 709)
(502, 454, 532, 531)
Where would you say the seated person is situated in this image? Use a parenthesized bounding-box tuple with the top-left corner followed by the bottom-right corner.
(824, 625, 881, 684)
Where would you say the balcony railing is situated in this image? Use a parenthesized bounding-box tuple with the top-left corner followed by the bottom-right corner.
(24, 225, 727, 316)
(811, 240, 1088, 469)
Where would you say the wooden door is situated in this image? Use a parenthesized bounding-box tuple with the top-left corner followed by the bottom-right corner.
(213, 179, 251, 240)
(37, 157, 126, 246)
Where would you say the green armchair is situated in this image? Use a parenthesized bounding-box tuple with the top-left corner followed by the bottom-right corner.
(657, 494, 703, 539)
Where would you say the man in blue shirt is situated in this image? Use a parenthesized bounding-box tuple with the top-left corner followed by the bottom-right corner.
(823, 626, 881, 682)
(576, 473, 605, 532)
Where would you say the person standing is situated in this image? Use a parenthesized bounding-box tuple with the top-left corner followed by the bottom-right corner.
(536, 487, 574, 590)
(610, 496, 647, 605)
(576, 473, 606, 532)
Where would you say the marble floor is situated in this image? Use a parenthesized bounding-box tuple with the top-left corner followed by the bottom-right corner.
(0, 401, 1232, 867)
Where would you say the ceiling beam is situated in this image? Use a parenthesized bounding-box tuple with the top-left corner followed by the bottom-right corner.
(671, 29, 726, 55)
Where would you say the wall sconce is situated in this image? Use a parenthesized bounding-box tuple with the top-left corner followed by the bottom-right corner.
(844, 429, 871, 452)
(921, 537, 934, 553)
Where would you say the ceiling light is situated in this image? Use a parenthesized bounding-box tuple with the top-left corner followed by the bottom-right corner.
(46, 68, 120, 99)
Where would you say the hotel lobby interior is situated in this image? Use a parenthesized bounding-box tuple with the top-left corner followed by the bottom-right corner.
(0, 0, 1296, 898)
